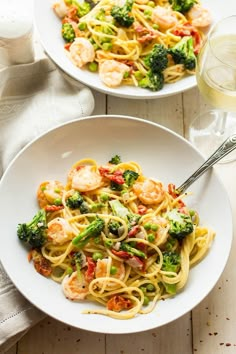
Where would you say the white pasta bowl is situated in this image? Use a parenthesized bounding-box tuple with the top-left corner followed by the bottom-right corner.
(0, 115, 232, 333)
(33, 0, 226, 99)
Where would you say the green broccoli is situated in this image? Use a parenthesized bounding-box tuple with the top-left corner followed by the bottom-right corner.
(110, 181, 123, 191)
(168, 36, 196, 70)
(109, 155, 122, 165)
(144, 44, 168, 73)
(109, 199, 140, 229)
(111, 0, 134, 28)
(72, 216, 105, 246)
(66, 0, 91, 17)
(62, 23, 75, 43)
(169, 0, 196, 13)
(162, 251, 181, 273)
(77, 1, 91, 17)
(138, 70, 164, 91)
(66, 191, 84, 209)
(66, 191, 90, 214)
(120, 242, 146, 258)
(71, 251, 85, 277)
(161, 251, 181, 294)
(166, 208, 194, 240)
(123, 170, 139, 187)
(108, 220, 122, 235)
(17, 209, 47, 248)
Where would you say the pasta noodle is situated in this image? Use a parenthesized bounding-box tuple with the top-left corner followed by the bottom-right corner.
(24, 156, 215, 319)
(52, 0, 212, 90)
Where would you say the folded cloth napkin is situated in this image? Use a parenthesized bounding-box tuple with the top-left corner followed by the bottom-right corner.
(0, 57, 94, 352)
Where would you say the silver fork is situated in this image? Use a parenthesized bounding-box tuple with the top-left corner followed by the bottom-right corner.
(176, 134, 236, 194)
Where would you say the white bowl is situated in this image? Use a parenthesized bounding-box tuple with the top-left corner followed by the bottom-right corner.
(0, 115, 232, 333)
(33, 0, 224, 99)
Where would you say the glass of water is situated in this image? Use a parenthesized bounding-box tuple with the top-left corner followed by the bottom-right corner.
(189, 15, 236, 163)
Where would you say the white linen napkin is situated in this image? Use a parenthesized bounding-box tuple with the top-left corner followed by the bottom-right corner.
(0, 57, 94, 352)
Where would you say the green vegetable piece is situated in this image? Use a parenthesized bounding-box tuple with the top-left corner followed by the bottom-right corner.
(146, 283, 155, 292)
(144, 44, 168, 73)
(162, 251, 181, 273)
(166, 208, 194, 240)
(111, 0, 135, 28)
(62, 23, 75, 43)
(147, 233, 155, 242)
(108, 220, 121, 236)
(110, 265, 117, 275)
(143, 295, 150, 306)
(17, 209, 47, 248)
(92, 252, 103, 261)
(72, 217, 105, 246)
(120, 242, 146, 258)
(123, 170, 139, 187)
(78, 22, 87, 30)
(88, 61, 98, 72)
(168, 36, 196, 70)
(138, 70, 164, 91)
(109, 155, 122, 165)
(66, 191, 84, 209)
(169, 0, 196, 13)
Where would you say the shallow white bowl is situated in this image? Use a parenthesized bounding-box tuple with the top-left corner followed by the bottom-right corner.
(33, 0, 225, 99)
(0, 115, 232, 333)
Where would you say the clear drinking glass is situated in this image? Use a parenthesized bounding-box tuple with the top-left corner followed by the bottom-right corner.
(189, 15, 236, 163)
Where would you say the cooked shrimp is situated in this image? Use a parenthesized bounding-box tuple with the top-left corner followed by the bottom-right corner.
(99, 60, 130, 88)
(68, 165, 103, 192)
(37, 180, 64, 208)
(133, 179, 165, 205)
(95, 258, 125, 289)
(52, 0, 68, 18)
(62, 271, 89, 300)
(47, 217, 74, 245)
(143, 216, 168, 245)
(69, 38, 95, 68)
(151, 6, 178, 30)
(187, 4, 212, 28)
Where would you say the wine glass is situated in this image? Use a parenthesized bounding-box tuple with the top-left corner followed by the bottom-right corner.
(189, 15, 236, 163)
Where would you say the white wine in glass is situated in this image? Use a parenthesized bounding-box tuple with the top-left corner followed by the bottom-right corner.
(189, 16, 236, 162)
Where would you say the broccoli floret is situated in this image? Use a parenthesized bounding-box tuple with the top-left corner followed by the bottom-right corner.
(66, 191, 90, 214)
(77, 1, 91, 17)
(66, 0, 91, 17)
(120, 242, 146, 258)
(109, 155, 122, 165)
(62, 23, 75, 43)
(167, 208, 194, 240)
(144, 44, 168, 73)
(66, 191, 84, 209)
(110, 181, 123, 191)
(17, 209, 47, 248)
(168, 36, 196, 70)
(108, 220, 122, 235)
(71, 251, 85, 277)
(72, 216, 105, 246)
(123, 170, 139, 187)
(109, 199, 140, 229)
(169, 0, 196, 13)
(162, 251, 181, 273)
(139, 70, 164, 91)
(111, 0, 134, 28)
(161, 251, 181, 294)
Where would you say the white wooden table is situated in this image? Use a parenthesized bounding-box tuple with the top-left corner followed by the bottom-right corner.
(4, 88, 236, 354)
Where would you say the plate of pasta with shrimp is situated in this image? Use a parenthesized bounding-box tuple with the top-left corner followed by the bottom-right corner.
(0, 115, 232, 333)
(33, 0, 225, 98)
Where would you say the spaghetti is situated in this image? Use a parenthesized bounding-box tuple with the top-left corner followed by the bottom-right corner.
(23, 156, 215, 319)
(52, 0, 212, 90)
